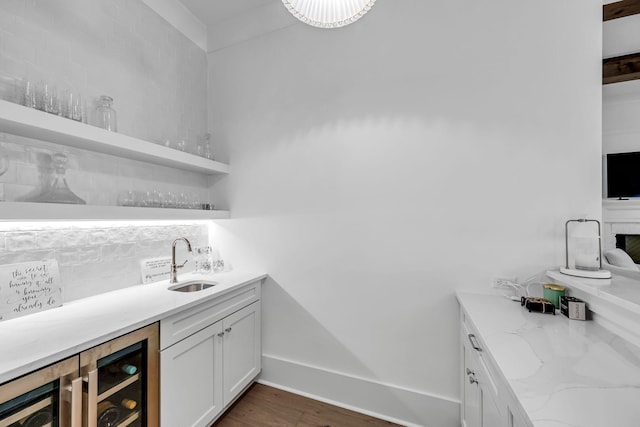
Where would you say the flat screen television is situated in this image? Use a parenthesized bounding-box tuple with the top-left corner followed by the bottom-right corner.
(607, 151, 640, 198)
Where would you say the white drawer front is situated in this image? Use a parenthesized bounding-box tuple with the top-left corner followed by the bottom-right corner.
(161, 281, 261, 349)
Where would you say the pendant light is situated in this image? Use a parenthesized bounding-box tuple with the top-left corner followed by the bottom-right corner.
(281, 0, 376, 28)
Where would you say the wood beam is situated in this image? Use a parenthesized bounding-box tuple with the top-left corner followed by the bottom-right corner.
(604, 0, 640, 21)
(603, 52, 640, 84)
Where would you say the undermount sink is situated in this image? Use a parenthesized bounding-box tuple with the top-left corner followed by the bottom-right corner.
(169, 280, 217, 292)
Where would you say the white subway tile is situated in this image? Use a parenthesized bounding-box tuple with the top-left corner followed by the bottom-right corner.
(78, 246, 101, 264)
(5, 231, 37, 251)
(90, 229, 109, 245)
(56, 248, 79, 266)
(0, 250, 56, 266)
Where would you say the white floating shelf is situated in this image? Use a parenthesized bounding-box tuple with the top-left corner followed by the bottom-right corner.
(0, 99, 229, 175)
(0, 202, 229, 221)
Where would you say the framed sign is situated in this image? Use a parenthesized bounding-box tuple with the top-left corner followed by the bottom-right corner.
(141, 257, 172, 284)
(0, 259, 63, 321)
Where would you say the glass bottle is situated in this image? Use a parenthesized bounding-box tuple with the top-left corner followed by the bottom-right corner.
(31, 153, 86, 204)
(202, 246, 213, 273)
(194, 247, 204, 273)
(202, 133, 213, 160)
(96, 95, 117, 132)
(96, 401, 120, 427)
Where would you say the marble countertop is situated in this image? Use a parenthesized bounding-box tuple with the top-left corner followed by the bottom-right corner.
(547, 269, 640, 314)
(457, 291, 640, 427)
(0, 270, 267, 384)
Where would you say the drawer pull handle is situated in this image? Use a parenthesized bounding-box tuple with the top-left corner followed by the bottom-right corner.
(468, 334, 482, 351)
(469, 375, 478, 385)
(217, 332, 225, 337)
(225, 327, 232, 333)
(466, 368, 475, 375)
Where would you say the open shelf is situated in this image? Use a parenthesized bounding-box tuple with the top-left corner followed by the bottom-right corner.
(0, 99, 229, 175)
(0, 202, 230, 221)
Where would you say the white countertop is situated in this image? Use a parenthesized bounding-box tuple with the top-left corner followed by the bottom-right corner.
(457, 291, 640, 427)
(0, 270, 267, 384)
(547, 269, 640, 314)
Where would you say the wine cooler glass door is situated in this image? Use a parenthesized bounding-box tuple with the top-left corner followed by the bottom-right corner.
(95, 342, 145, 427)
(0, 357, 80, 427)
(79, 323, 159, 427)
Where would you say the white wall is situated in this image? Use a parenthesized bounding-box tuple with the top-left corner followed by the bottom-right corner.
(208, 1, 603, 425)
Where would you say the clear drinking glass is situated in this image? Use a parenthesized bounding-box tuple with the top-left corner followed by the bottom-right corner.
(36, 81, 59, 115)
(163, 192, 177, 208)
(117, 190, 135, 207)
(95, 95, 117, 131)
(176, 137, 187, 152)
(61, 90, 83, 121)
(23, 79, 36, 108)
(201, 133, 213, 160)
(0, 153, 8, 177)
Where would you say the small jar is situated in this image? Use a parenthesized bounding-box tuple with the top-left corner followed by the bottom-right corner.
(96, 95, 117, 132)
(542, 284, 566, 309)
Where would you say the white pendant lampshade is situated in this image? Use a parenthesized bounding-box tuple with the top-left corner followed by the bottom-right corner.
(281, 0, 376, 28)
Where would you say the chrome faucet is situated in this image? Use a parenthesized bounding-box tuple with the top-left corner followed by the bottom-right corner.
(170, 237, 193, 284)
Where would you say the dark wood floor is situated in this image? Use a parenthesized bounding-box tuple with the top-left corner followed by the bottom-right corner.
(213, 383, 404, 427)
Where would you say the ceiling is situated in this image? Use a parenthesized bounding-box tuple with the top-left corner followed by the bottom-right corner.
(179, 0, 277, 26)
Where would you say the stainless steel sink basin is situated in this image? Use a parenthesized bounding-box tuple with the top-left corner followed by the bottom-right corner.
(169, 280, 217, 292)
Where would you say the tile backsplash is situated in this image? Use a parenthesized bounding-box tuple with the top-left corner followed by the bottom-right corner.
(0, 222, 209, 302)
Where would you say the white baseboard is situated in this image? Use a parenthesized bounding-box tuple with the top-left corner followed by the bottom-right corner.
(258, 354, 460, 427)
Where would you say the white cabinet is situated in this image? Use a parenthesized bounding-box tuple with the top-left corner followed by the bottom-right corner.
(160, 321, 224, 427)
(160, 281, 262, 427)
(462, 342, 480, 427)
(222, 302, 261, 406)
(460, 310, 531, 427)
(461, 314, 504, 427)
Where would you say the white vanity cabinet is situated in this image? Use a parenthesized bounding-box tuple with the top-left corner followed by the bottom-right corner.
(460, 309, 529, 427)
(160, 280, 262, 427)
(461, 312, 503, 427)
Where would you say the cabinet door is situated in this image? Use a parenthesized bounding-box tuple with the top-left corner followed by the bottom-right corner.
(462, 342, 480, 427)
(222, 301, 261, 407)
(480, 384, 503, 427)
(160, 321, 224, 427)
(508, 406, 529, 427)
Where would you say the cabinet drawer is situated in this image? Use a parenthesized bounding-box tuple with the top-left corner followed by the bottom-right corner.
(161, 281, 261, 350)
